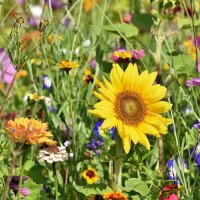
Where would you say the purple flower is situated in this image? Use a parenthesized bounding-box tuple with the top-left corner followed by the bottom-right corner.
(45, 0, 65, 9)
(167, 157, 188, 186)
(9, 176, 30, 196)
(89, 58, 96, 69)
(15, 0, 25, 4)
(186, 78, 200, 87)
(28, 5, 42, 26)
(0, 48, 16, 84)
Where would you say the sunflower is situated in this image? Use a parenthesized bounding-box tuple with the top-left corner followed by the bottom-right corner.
(103, 191, 128, 200)
(57, 60, 79, 71)
(5, 118, 57, 145)
(89, 63, 172, 153)
(82, 166, 99, 184)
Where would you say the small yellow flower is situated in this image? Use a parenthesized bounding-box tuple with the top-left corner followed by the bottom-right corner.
(5, 118, 57, 145)
(82, 166, 99, 184)
(57, 60, 79, 71)
(48, 34, 54, 44)
(28, 93, 44, 101)
(82, 69, 99, 86)
(17, 70, 28, 78)
(113, 51, 132, 59)
(162, 63, 170, 71)
(103, 191, 128, 200)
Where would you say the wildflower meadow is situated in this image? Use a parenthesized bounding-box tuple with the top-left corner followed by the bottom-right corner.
(1, 0, 200, 199)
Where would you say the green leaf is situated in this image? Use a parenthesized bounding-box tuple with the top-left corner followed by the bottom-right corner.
(74, 183, 112, 196)
(24, 160, 35, 171)
(132, 14, 154, 31)
(123, 178, 150, 196)
(23, 178, 41, 200)
(101, 23, 138, 38)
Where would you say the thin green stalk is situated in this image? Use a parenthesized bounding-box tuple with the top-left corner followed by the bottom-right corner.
(17, 152, 25, 200)
(168, 98, 189, 197)
(52, 163, 58, 200)
(115, 133, 123, 192)
(109, 160, 114, 190)
(69, 0, 83, 60)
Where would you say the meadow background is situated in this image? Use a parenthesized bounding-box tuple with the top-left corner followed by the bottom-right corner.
(0, 0, 200, 199)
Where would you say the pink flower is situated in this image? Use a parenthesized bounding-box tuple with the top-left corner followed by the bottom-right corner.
(0, 48, 16, 84)
(130, 49, 145, 60)
(123, 12, 132, 23)
(169, 194, 179, 200)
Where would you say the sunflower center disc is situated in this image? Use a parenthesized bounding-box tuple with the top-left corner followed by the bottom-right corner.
(115, 91, 146, 126)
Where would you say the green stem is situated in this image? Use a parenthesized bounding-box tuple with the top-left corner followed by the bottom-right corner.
(115, 133, 123, 192)
(17, 152, 26, 200)
(52, 162, 58, 200)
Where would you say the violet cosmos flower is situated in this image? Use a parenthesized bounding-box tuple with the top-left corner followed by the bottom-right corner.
(45, 0, 65, 9)
(167, 157, 188, 187)
(191, 139, 200, 172)
(0, 48, 16, 84)
(9, 176, 30, 196)
(186, 78, 200, 87)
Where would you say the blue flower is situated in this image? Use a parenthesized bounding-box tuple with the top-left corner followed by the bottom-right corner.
(191, 140, 200, 171)
(93, 120, 115, 140)
(42, 75, 52, 90)
(167, 157, 188, 187)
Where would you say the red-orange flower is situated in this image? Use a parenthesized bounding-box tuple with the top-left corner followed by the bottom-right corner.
(5, 118, 56, 145)
(103, 191, 128, 200)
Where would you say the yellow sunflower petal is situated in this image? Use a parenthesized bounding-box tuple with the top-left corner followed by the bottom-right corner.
(134, 70, 149, 92)
(88, 109, 115, 118)
(148, 101, 172, 113)
(122, 136, 131, 154)
(138, 122, 160, 137)
(94, 101, 114, 109)
(93, 91, 107, 101)
(122, 63, 136, 89)
(136, 130, 150, 150)
(110, 64, 124, 90)
(130, 63, 139, 88)
(101, 117, 117, 130)
(127, 126, 139, 144)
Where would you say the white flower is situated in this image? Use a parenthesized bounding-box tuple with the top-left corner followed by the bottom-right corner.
(64, 140, 70, 147)
(82, 39, 91, 47)
(38, 146, 68, 163)
(30, 5, 42, 18)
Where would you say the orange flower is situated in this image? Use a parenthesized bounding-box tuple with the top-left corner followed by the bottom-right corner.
(5, 118, 56, 145)
(83, 0, 99, 12)
(103, 191, 128, 200)
(57, 60, 79, 71)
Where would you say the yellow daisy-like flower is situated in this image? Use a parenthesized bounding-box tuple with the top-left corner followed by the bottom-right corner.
(89, 63, 173, 153)
(28, 93, 44, 101)
(103, 191, 128, 200)
(5, 118, 57, 145)
(57, 60, 79, 71)
(82, 166, 99, 184)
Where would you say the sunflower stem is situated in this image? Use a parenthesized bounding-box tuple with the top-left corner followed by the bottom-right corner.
(115, 133, 123, 192)
(52, 162, 58, 200)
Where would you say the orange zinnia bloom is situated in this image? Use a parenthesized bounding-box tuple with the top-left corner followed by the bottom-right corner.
(103, 191, 128, 200)
(5, 118, 56, 145)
